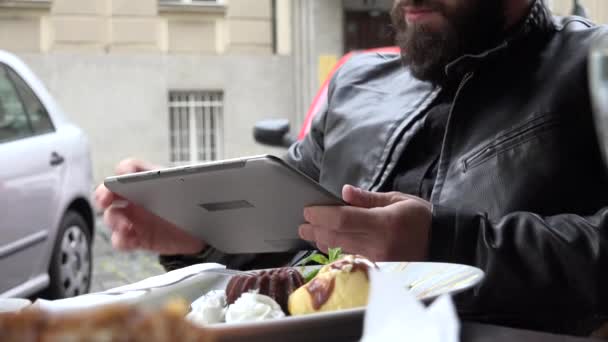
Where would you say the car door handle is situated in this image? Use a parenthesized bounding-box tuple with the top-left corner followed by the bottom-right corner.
(50, 152, 65, 166)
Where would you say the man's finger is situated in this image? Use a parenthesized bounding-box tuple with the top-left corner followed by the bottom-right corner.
(304, 205, 382, 233)
(342, 185, 374, 208)
(300, 221, 374, 257)
(298, 224, 315, 241)
(311, 226, 370, 257)
(299, 222, 335, 249)
(115, 158, 142, 175)
(95, 184, 116, 210)
(299, 224, 331, 253)
(316, 242, 329, 254)
(111, 231, 138, 251)
(309, 223, 335, 248)
(115, 158, 158, 175)
(332, 233, 371, 257)
(103, 205, 133, 234)
(342, 184, 405, 208)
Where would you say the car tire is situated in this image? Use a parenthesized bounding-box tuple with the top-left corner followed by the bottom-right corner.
(43, 210, 92, 299)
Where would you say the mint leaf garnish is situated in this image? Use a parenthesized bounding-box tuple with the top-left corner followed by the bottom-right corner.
(297, 247, 344, 283)
(328, 247, 343, 263)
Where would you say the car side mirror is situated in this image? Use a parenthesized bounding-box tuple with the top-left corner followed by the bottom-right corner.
(253, 118, 296, 148)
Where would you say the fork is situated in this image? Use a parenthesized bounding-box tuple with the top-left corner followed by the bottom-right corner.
(97, 268, 256, 296)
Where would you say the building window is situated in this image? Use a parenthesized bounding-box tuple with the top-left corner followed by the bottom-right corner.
(168, 90, 223, 164)
(159, 0, 223, 5)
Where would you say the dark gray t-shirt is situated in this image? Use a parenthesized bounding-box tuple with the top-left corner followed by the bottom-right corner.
(382, 89, 454, 200)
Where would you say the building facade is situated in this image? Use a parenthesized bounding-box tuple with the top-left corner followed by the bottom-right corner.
(0, 0, 604, 184)
(0, 0, 295, 184)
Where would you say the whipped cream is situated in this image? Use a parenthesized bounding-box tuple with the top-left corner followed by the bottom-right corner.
(225, 292, 285, 323)
(187, 290, 227, 326)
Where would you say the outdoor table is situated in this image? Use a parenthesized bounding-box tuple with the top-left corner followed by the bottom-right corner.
(325, 322, 604, 342)
(204, 315, 606, 342)
(461, 322, 603, 342)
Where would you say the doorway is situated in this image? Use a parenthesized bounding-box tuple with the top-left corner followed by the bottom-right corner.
(343, 0, 395, 52)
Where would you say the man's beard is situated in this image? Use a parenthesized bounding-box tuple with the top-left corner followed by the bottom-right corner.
(391, 0, 506, 84)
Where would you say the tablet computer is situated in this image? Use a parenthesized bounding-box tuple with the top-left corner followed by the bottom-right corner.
(104, 155, 345, 254)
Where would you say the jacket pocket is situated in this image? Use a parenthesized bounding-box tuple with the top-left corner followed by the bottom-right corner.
(461, 113, 561, 172)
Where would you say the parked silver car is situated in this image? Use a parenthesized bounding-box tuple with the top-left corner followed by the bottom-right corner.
(0, 50, 94, 299)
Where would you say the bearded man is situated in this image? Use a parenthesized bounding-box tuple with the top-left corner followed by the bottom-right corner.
(96, 0, 608, 335)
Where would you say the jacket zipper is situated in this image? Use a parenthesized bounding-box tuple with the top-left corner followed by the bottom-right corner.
(462, 114, 558, 172)
(430, 72, 474, 203)
(369, 88, 441, 191)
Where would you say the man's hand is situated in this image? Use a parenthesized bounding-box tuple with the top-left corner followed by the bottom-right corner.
(298, 185, 432, 262)
(94, 158, 206, 255)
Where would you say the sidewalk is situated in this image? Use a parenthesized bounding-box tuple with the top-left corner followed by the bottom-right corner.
(91, 219, 165, 292)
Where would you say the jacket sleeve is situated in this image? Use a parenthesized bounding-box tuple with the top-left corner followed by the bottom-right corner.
(429, 205, 608, 333)
(283, 81, 334, 178)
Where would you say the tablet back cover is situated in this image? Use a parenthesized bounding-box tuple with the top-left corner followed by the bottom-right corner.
(104, 155, 344, 253)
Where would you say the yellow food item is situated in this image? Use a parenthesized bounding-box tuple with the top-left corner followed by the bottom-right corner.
(288, 255, 375, 315)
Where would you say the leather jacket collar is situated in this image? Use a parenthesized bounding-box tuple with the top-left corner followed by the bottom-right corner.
(445, 0, 556, 79)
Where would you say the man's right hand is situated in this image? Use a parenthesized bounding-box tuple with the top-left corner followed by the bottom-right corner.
(94, 158, 206, 255)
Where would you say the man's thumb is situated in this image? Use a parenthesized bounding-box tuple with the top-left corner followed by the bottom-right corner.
(342, 184, 395, 208)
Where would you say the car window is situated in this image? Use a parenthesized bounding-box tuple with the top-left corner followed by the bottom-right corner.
(0, 66, 33, 143)
(6, 66, 54, 135)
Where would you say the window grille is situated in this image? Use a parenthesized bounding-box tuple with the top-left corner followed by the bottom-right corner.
(159, 0, 223, 5)
(168, 90, 223, 164)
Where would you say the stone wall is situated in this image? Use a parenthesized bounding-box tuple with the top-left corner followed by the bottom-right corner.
(20, 53, 294, 184)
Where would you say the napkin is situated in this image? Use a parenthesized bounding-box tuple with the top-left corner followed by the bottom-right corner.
(33, 263, 226, 314)
(360, 269, 460, 342)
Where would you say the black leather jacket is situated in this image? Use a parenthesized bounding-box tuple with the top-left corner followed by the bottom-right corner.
(160, 2, 608, 335)
(286, 2, 608, 335)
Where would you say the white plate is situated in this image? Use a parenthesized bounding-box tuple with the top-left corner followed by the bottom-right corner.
(0, 298, 31, 313)
(39, 262, 483, 341)
(175, 262, 484, 342)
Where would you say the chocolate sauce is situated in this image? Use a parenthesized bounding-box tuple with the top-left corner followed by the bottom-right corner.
(305, 277, 335, 310)
(329, 256, 377, 279)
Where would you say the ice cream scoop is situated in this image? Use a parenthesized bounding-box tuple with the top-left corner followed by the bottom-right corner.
(187, 290, 227, 326)
(225, 292, 285, 323)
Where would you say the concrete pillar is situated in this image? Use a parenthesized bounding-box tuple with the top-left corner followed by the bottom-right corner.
(276, 0, 292, 55)
(293, 0, 314, 124)
(292, 0, 343, 124)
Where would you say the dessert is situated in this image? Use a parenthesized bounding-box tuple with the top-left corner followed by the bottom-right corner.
(187, 290, 285, 326)
(187, 267, 304, 326)
(187, 290, 227, 325)
(288, 255, 377, 315)
(224, 292, 285, 323)
(225, 267, 304, 313)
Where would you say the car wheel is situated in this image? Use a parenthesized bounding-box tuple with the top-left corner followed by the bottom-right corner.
(44, 210, 92, 299)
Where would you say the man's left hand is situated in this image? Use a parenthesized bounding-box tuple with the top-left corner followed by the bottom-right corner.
(298, 185, 432, 262)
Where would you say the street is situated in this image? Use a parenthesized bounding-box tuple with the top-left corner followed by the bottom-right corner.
(91, 218, 165, 293)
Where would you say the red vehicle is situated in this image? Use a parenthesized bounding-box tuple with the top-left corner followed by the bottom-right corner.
(254, 47, 401, 147)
